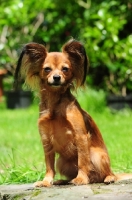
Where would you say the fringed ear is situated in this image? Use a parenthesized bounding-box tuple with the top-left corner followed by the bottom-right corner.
(62, 39, 88, 87)
(14, 43, 47, 90)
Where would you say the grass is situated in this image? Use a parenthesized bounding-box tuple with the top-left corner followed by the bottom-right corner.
(0, 88, 132, 184)
(0, 101, 45, 184)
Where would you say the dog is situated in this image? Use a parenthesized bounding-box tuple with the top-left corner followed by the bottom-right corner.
(14, 39, 132, 187)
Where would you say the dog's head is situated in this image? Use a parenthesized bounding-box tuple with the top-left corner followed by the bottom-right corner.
(40, 52, 73, 91)
(14, 39, 88, 92)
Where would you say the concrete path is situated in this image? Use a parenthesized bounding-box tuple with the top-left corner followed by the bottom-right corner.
(0, 179, 132, 200)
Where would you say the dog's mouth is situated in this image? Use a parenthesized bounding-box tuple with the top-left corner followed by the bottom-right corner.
(47, 81, 63, 87)
(49, 83, 62, 87)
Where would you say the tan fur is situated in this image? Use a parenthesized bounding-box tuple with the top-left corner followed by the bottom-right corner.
(14, 39, 132, 187)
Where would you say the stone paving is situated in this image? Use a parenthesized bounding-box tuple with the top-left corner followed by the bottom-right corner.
(0, 179, 132, 200)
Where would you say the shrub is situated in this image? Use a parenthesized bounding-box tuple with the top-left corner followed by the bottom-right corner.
(0, 0, 132, 95)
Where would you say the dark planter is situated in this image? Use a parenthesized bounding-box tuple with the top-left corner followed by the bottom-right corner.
(107, 94, 132, 110)
(5, 90, 33, 109)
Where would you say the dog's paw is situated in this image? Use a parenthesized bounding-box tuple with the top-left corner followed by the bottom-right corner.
(34, 180, 52, 187)
(104, 175, 116, 184)
(70, 177, 89, 185)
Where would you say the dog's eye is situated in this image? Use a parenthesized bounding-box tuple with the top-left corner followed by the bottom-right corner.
(62, 66, 69, 72)
(44, 67, 52, 73)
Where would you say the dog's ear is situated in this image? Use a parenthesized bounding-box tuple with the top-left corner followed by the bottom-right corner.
(62, 39, 88, 87)
(14, 43, 47, 90)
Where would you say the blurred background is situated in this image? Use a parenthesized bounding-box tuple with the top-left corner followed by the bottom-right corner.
(0, 0, 132, 109)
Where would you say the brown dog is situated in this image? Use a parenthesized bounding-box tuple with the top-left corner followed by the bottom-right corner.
(14, 39, 132, 187)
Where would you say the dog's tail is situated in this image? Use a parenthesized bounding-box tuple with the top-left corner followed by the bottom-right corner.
(115, 173, 132, 182)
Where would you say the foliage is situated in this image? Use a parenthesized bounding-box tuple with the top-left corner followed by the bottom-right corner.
(81, 1, 132, 95)
(75, 87, 106, 112)
(0, 0, 132, 95)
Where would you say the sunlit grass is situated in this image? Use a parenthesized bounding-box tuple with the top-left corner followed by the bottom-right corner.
(0, 88, 132, 184)
(0, 102, 45, 184)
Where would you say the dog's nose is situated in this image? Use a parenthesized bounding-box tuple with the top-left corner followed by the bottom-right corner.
(53, 75, 61, 82)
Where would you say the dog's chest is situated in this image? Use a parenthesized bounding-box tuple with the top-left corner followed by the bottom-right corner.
(42, 116, 77, 157)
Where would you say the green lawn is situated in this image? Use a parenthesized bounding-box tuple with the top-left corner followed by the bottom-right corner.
(0, 90, 132, 184)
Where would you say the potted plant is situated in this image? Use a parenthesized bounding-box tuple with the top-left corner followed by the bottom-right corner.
(3, 66, 33, 109)
(105, 36, 132, 110)
(106, 68, 132, 110)
(81, 2, 132, 110)
(5, 89, 33, 109)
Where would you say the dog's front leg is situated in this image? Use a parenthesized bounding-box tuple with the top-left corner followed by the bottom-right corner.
(35, 151, 55, 187)
(70, 133, 91, 185)
(43, 151, 55, 186)
(35, 117, 55, 187)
